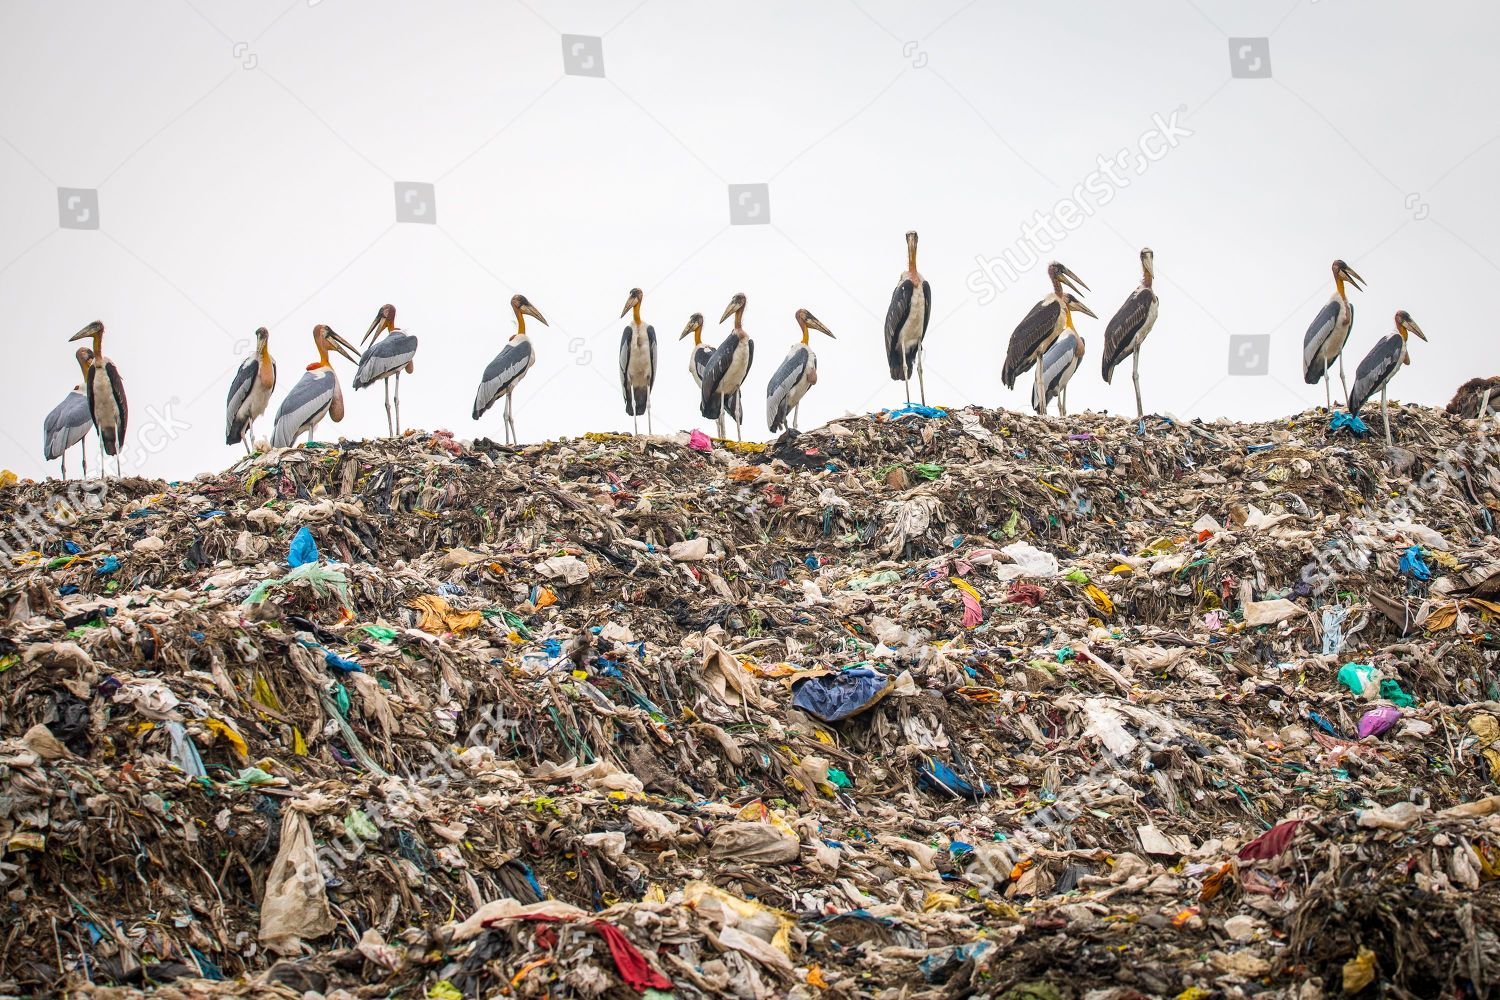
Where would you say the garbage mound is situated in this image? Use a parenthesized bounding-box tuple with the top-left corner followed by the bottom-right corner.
(2, 404, 1499, 999)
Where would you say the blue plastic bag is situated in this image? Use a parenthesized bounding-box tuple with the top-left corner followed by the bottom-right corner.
(917, 757, 994, 799)
(791, 668, 892, 722)
(288, 526, 320, 568)
(1399, 545, 1430, 581)
(1330, 411, 1369, 435)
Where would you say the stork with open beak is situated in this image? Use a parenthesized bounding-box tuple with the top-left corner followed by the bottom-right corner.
(618, 287, 657, 435)
(682, 312, 742, 430)
(700, 293, 755, 441)
(43, 347, 96, 480)
(767, 309, 835, 433)
(270, 324, 359, 448)
(1033, 294, 1095, 416)
(1003, 262, 1089, 404)
(473, 295, 548, 445)
(67, 321, 128, 477)
(1349, 310, 1427, 446)
(225, 327, 277, 453)
(883, 230, 932, 405)
(353, 303, 418, 436)
(1100, 248, 1159, 419)
(1303, 259, 1364, 408)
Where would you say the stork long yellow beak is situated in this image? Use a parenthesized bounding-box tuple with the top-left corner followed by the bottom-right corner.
(361, 310, 391, 347)
(720, 296, 745, 324)
(1069, 300, 1098, 320)
(1405, 318, 1427, 341)
(1341, 265, 1365, 292)
(805, 313, 834, 338)
(1058, 266, 1090, 295)
(620, 290, 642, 319)
(326, 328, 360, 363)
(678, 318, 702, 341)
(519, 301, 548, 326)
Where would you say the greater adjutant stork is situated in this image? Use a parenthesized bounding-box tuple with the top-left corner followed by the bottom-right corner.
(701, 293, 755, 441)
(473, 295, 548, 445)
(1003, 262, 1089, 402)
(1303, 259, 1364, 408)
(43, 347, 95, 480)
(270, 325, 359, 448)
(1032, 294, 1094, 416)
(618, 287, 657, 435)
(353, 304, 418, 436)
(884, 230, 931, 405)
(1349, 310, 1427, 446)
(1100, 248, 1159, 419)
(767, 308, 835, 433)
(67, 321, 128, 477)
(683, 312, 742, 430)
(225, 326, 277, 452)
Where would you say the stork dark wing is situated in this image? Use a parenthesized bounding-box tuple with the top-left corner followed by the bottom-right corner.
(922, 281, 933, 338)
(647, 325, 657, 389)
(225, 355, 259, 444)
(104, 361, 128, 451)
(699, 335, 737, 418)
(885, 279, 914, 379)
(1347, 333, 1402, 415)
(271, 369, 335, 448)
(1002, 298, 1061, 389)
(354, 332, 418, 388)
(474, 340, 533, 419)
(766, 345, 809, 433)
(43, 391, 91, 461)
(1101, 287, 1155, 382)
(1302, 300, 1342, 382)
(618, 326, 637, 413)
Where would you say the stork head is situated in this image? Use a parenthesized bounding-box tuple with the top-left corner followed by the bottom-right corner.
(511, 294, 548, 327)
(74, 346, 94, 373)
(1332, 259, 1364, 293)
(679, 312, 704, 342)
(905, 230, 919, 268)
(620, 287, 643, 319)
(720, 292, 747, 325)
(254, 326, 270, 346)
(69, 320, 104, 343)
(1062, 292, 1097, 329)
(1140, 247, 1154, 278)
(796, 308, 834, 343)
(1395, 310, 1426, 342)
(314, 324, 360, 363)
(1047, 261, 1089, 296)
(362, 303, 397, 346)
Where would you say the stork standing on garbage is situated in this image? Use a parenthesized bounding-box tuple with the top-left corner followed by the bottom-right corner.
(1003, 262, 1089, 403)
(42, 347, 96, 480)
(67, 321, 128, 478)
(225, 326, 277, 453)
(1303, 259, 1364, 408)
(767, 309, 835, 433)
(353, 304, 418, 437)
(1349, 310, 1427, 446)
(683, 312, 743, 431)
(617, 287, 657, 435)
(270, 324, 360, 448)
(700, 292, 754, 441)
(883, 230, 932, 405)
(1100, 248, 1159, 419)
(1032, 295, 1093, 416)
(473, 294, 549, 445)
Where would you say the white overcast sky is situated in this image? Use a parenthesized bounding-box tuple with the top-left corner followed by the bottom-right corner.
(1, 0, 1496, 480)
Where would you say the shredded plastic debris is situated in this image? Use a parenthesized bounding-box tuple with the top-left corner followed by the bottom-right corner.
(1, 403, 1498, 998)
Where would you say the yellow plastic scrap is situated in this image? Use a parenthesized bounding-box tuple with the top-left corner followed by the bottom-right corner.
(949, 577, 983, 602)
(409, 594, 484, 634)
(1470, 714, 1500, 783)
(1038, 478, 1069, 495)
(426, 980, 464, 1000)
(807, 965, 830, 989)
(1428, 548, 1460, 570)
(683, 881, 795, 956)
(1084, 584, 1114, 616)
(1173, 989, 1212, 1000)
(200, 718, 249, 760)
(1342, 946, 1378, 994)
(1109, 563, 1134, 575)
(922, 891, 961, 912)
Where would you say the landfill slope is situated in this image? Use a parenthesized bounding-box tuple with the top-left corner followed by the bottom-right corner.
(2, 405, 1499, 1000)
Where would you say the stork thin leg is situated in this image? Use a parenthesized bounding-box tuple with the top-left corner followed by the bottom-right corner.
(1324, 373, 1331, 411)
(793, 404, 800, 431)
(504, 393, 514, 446)
(1338, 354, 1349, 406)
(632, 411, 638, 437)
(716, 408, 725, 442)
(394, 373, 402, 435)
(1061, 387, 1068, 417)
(60, 452, 66, 482)
(1381, 387, 1392, 447)
(647, 396, 653, 436)
(1132, 350, 1143, 420)
(382, 380, 393, 437)
(917, 352, 927, 406)
(81, 438, 88, 481)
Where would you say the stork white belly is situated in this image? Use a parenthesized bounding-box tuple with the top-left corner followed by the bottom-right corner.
(626, 326, 652, 387)
(243, 377, 273, 422)
(718, 342, 751, 394)
(89, 375, 122, 430)
(899, 284, 927, 352)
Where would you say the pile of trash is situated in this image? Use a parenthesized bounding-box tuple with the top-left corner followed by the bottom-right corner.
(2, 403, 1498, 999)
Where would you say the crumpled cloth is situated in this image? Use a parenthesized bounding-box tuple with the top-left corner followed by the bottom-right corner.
(409, 594, 484, 634)
(592, 921, 672, 992)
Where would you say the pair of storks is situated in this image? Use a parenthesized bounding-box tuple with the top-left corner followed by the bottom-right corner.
(1302, 259, 1428, 444)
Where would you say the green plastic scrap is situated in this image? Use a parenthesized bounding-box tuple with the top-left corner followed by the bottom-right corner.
(227, 767, 276, 790)
(1064, 568, 1089, 585)
(1003, 510, 1021, 537)
(344, 808, 380, 841)
(828, 768, 853, 788)
(911, 463, 945, 480)
(362, 625, 399, 642)
(1380, 678, 1416, 708)
(242, 562, 353, 612)
(847, 570, 901, 591)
